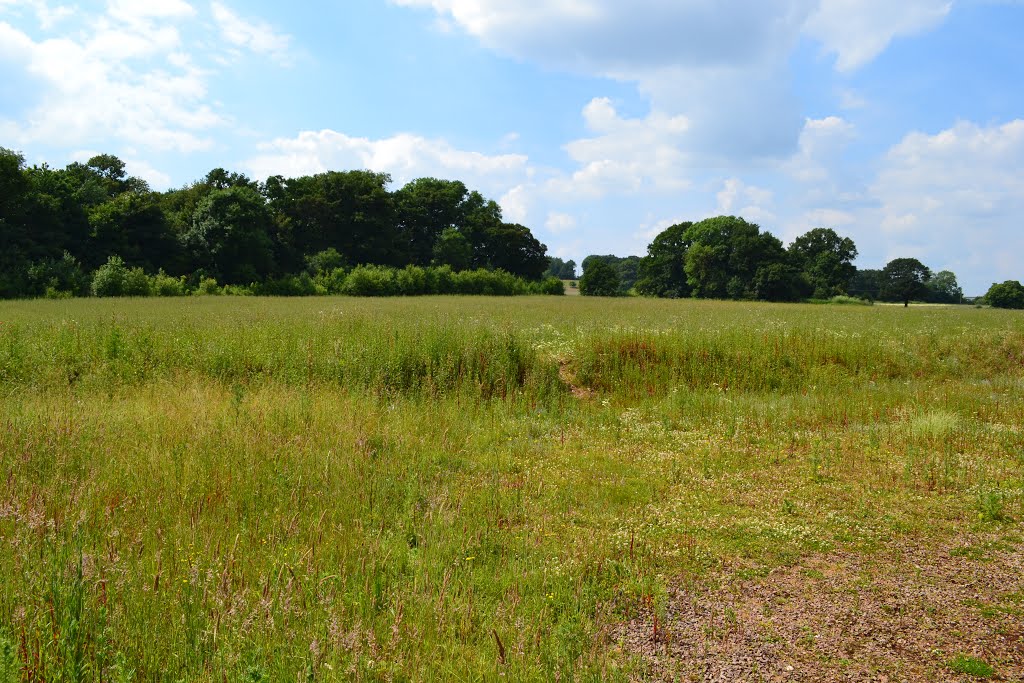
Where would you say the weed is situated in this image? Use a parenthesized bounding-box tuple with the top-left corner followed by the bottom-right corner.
(947, 654, 995, 678)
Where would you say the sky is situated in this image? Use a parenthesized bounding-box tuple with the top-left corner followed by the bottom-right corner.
(1, 1, 1022, 294)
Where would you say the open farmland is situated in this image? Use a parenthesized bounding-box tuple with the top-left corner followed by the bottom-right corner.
(0, 296, 1022, 682)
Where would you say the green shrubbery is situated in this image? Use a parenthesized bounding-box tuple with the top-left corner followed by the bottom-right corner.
(78, 260, 564, 299)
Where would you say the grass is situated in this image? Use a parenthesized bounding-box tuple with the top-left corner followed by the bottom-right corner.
(0, 296, 1022, 681)
(947, 654, 996, 678)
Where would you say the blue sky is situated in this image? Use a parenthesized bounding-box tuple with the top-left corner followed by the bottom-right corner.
(1, 0, 1022, 293)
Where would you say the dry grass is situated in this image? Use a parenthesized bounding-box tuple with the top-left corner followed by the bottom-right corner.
(0, 296, 1021, 681)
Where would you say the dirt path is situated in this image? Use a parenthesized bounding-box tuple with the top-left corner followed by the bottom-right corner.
(616, 535, 1024, 682)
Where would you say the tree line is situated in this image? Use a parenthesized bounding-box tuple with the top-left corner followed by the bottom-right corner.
(0, 150, 556, 298)
(574, 216, 1024, 307)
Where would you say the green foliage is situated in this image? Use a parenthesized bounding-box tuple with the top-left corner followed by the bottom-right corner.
(183, 186, 275, 285)
(533, 276, 566, 296)
(432, 227, 473, 271)
(304, 247, 346, 275)
(788, 227, 857, 298)
(881, 257, 931, 306)
(848, 268, 883, 301)
(544, 257, 577, 280)
(149, 270, 187, 297)
(635, 222, 692, 298)
(947, 654, 995, 678)
(0, 298, 1022, 680)
(985, 280, 1024, 309)
(579, 259, 620, 296)
(683, 216, 790, 300)
(196, 277, 222, 296)
(1, 153, 556, 299)
(90, 255, 151, 297)
(927, 270, 964, 304)
(26, 251, 89, 297)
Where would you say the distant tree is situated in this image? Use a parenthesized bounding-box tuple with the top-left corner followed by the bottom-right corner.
(481, 223, 548, 280)
(544, 257, 577, 280)
(87, 191, 179, 272)
(579, 258, 619, 297)
(204, 167, 256, 191)
(881, 258, 931, 307)
(272, 170, 398, 270)
(985, 280, 1024, 309)
(394, 178, 469, 266)
(926, 270, 964, 304)
(635, 222, 692, 298)
(581, 255, 642, 293)
(753, 261, 807, 302)
(848, 268, 883, 301)
(683, 216, 794, 300)
(432, 227, 473, 271)
(789, 227, 857, 298)
(183, 186, 275, 284)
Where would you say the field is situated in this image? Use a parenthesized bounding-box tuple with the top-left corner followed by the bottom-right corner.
(1, 296, 1022, 682)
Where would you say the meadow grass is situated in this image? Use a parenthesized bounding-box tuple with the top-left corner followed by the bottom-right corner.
(0, 297, 1022, 681)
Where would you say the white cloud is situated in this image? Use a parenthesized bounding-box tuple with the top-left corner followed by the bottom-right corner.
(715, 178, 775, 223)
(546, 98, 691, 198)
(867, 121, 1024, 283)
(124, 159, 173, 189)
(0, 1, 295, 155)
(243, 129, 532, 195)
(0, 16, 222, 152)
(786, 116, 856, 183)
(393, 1, 953, 161)
(0, 0, 75, 29)
(544, 212, 577, 234)
(805, 0, 952, 71)
(211, 1, 292, 65)
(106, 0, 195, 23)
(499, 185, 530, 223)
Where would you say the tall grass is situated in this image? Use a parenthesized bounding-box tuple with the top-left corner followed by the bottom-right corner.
(0, 296, 1021, 680)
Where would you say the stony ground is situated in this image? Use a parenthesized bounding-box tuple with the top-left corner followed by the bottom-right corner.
(616, 534, 1024, 682)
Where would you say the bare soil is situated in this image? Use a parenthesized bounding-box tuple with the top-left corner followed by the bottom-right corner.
(616, 535, 1024, 682)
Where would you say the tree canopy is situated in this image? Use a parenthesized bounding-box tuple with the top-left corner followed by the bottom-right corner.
(579, 259, 620, 297)
(985, 280, 1024, 309)
(881, 258, 932, 307)
(0, 152, 552, 298)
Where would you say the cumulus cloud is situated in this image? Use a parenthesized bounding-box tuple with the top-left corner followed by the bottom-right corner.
(0, 16, 222, 152)
(0, 1, 294, 154)
(546, 98, 691, 198)
(243, 129, 533, 197)
(866, 120, 1024, 285)
(715, 178, 776, 223)
(394, 0, 954, 161)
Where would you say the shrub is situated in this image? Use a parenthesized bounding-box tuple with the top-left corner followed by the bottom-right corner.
(254, 273, 320, 296)
(396, 265, 428, 296)
(985, 280, 1024, 309)
(195, 277, 223, 296)
(533, 276, 566, 295)
(150, 271, 186, 297)
(91, 256, 130, 297)
(314, 267, 349, 295)
(579, 260, 619, 297)
(27, 251, 89, 298)
(344, 265, 400, 297)
(123, 267, 152, 297)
